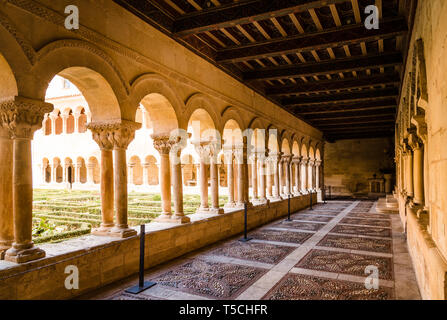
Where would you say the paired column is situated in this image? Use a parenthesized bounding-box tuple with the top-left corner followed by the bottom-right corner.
(254, 151, 269, 205)
(408, 133, 424, 206)
(74, 161, 82, 184)
(0, 127, 13, 259)
(110, 121, 140, 237)
(209, 142, 224, 214)
(234, 141, 251, 207)
(307, 159, 314, 192)
(293, 156, 301, 195)
(403, 142, 414, 197)
(223, 146, 236, 208)
(250, 153, 258, 201)
(1, 97, 52, 263)
(315, 160, 322, 191)
(170, 140, 191, 223)
(301, 157, 309, 194)
(266, 154, 273, 199)
(152, 135, 175, 222)
(283, 155, 292, 197)
(89, 123, 115, 234)
(269, 152, 282, 201)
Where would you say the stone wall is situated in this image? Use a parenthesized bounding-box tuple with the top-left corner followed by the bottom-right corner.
(0, 194, 316, 300)
(324, 138, 394, 197)
(395, 0, 447, 300)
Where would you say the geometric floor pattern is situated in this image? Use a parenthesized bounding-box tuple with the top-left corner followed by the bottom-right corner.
(82, 200, 421, 300)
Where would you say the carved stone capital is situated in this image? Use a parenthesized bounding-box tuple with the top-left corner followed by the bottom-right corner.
(0, 97, 53, 139)
(407, 132, 423, 151)
(301, 157, 309, 165)
(151, 134, 175, 155)
(268, 151, 282, 164)
(88, 120, 141, 150)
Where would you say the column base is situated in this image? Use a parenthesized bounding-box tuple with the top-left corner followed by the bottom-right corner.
(4, 245, 45, 264)
(109, 226, 138, 238)
(268, 196, 282, 202)
(209, 207, 224, 215)
(196, 206, 210, 214)
(300, 190, 309, 195)
(154, 214, 174, 223)
(91, 224, 114, 236)
(253, 198, 270, 206)
(171, 215, 191, 224)
(224, 201, 236, 209)
(235, 202, 253, 209)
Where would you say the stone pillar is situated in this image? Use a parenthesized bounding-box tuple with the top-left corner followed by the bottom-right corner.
(266, 154, 273, 198)
(61, 114, 68, 134)
(74, 112, 80, 133)
(152, 135, 174, 222)
(128, 162, 136, 185)
(250, 153, 258, 201)
(209, 142, 223, 214)
(301, 157, 309, 194)
(315, 160, 321, 191)
(74, 162, 82, 184)
(293, 156, 301, 195)
(142, 163, 150, 185)
(307, 159, 314, 191)
(224, 147, 236, 208)
(194, 141, 211, 214)
(254, 151, 269, 205)
(50, 113, 57, 136)
(109, 121, 141, 238)
(403, 143, 414, 197)
(170, 142, 190, 223)
(0, 128, 13, 259)
(88, 122, 116, 235)
(269, 152, 282, 201)
(1, 97, 52, 263)
(234, 141, 251, 208)
(278, 157, 284, 196)
(284, 155, 292, 196)
(409, 133, 424, 205)
(86, 162, 95, 185)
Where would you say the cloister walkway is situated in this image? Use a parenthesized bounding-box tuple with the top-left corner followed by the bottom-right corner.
(82, 201, 420, 300)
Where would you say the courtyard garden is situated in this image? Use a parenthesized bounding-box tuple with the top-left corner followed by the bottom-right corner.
(32, 189, 228, 244)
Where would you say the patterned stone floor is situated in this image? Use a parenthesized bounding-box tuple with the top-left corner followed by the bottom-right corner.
(82, 200, 421, 300)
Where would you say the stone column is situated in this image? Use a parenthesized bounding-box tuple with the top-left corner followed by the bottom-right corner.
(266, 154, 273, 199)
(170, 142, 190, 223)
(315, 160, 321, 191)
(61, 114, 68, 134)
(234, 143, 251, 207)
(142, 163, 150, 185)
(209, 142, 224, 214)
(269, 152, 282, 201)
(278, 157, 284, 197)
(86, 162, 95, 185)
(50, 113, 57, 136)
(307, 159, 314, 191)
(74, 162, 82, 184)
(224, 147, 236, 208)
(301, 157, 309, 194)
(109, 121, 141, 238)
(403, 143, 414, 197)
(88, 122, 116, 235)
(255, 151, 269, 205)
(250, 153, 258, 201)
(409, 133, 424, 206)
(194, 141, 211, 214)
(284, 155, 292, 196)
(293, 156, 302, 195)
(0, 128, 13, 259)
(152, 135, 174, 222)
(2, 97, 51, 263)
(74, 112, 80, 133)
(128, 162, 136, 185)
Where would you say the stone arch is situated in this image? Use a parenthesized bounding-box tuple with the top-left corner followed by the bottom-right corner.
(76, 157, 87, 184)
(187, 107, 219, 143)
(292, 141, 300, 157)
(267, 125, 280, 153)
(220, 106, 246, 134)
(281, 138, 291, 155)
(309, 146, 315, 160)
(0, 13, 33, 96)
(88, 156, 100, 184)
(301, 143, 308, 159)
(223, 119, 243, 147)
(53, 157, 63, 183)
(42, 158, 51, 183)
(183, 93, 221, 135)
(130, 74, 183, 134)
(30, 40, 128, 121)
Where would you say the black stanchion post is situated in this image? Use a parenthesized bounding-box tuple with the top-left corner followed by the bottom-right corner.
(329, 186, 332, 200)
(309, 190, 313, 210)
(239, 202, 252, 242)
(125, 224, 156, 294)
(285, 194, 291, 221)
(323, 185, 327, 204)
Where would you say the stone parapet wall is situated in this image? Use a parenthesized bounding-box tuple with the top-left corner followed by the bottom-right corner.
(0, 194, 316, 300)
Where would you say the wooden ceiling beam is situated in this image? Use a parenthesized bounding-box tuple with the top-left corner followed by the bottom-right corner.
(267, 74, 400, 96)
(215, 17, 408, 63)
(243, 52, 402, 81)
(294, 100, 397, 114)
(307, 112, 395, 121)
(314, 119, 396, 127)
(282, 88, 398, 106)
(173, 0, 350, 35)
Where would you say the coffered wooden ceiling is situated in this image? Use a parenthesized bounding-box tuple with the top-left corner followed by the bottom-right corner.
(114, 0, 417, 141)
